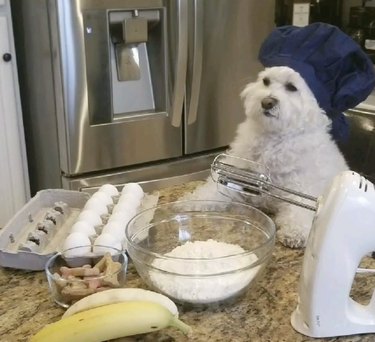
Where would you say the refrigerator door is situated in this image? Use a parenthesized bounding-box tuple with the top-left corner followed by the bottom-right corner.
(184, 0, 276, 154)
(50, 0, 188, 176)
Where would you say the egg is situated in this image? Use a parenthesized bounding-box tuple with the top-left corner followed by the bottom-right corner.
(108, 211, 134, 226)
(91, 191, 113, 206)
(84, 197, 109, 216)
(118, 192, 142, 209)
(101, 221, 125, 241)
(62, 232, 92, 257)
(111, 204, 137, 220)
(70, 221, 97, 237)
(98, 184, 119, 197)
(93, 233, 122, 254)
(121, 182, 144, 200)
(78, 209, 102, 227)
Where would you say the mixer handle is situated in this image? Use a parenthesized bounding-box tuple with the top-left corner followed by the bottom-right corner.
(211, 154, 318, 212)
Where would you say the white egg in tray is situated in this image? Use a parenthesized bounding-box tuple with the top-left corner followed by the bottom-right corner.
(0, 184, 159, 270)
(61, 182, 156, 256)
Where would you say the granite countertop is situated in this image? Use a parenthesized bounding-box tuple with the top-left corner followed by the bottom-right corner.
(0, 182, 375, 342)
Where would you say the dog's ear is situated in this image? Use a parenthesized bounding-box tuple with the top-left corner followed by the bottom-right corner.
(240, 81, 256, 100)
(304, 97, 332, 130)
(296, 77, 333, 130)
(312, 107, 331, 128)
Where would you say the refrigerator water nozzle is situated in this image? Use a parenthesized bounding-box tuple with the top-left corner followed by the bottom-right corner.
(111, 11, 149, 81)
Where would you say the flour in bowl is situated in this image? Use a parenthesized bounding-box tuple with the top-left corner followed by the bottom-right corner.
(149, 239, 260, 304)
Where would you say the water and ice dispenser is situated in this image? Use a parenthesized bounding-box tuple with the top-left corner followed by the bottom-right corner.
(110, 10, 149, 82)
(108, 10, 165, 117)
(84, 6, 168, 124)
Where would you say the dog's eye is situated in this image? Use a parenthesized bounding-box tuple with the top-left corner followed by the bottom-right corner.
(285, 82, 297, 92)
(263, 78, 270, 86)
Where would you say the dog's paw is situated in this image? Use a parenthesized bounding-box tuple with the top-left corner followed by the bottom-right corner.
(277, 227, 307, 249)
(275, 205, 313, 249)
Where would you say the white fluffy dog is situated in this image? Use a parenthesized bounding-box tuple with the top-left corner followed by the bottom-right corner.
(184, 66, 348, 248)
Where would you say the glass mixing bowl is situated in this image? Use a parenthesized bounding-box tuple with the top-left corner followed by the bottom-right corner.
(125, 200, 275, 306)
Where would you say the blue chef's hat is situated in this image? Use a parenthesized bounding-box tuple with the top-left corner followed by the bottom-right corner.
(258, 22, 375, 143)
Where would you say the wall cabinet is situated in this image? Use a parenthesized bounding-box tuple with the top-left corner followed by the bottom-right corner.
(0, 0, 29, 226)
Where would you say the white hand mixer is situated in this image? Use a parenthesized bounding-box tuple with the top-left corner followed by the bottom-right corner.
(211, 153, 375, 338)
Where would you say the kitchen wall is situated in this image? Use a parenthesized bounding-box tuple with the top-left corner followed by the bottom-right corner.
(0, 0, 30, 227)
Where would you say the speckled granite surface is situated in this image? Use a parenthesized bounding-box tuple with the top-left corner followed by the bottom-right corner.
(1, 182, 375, 342)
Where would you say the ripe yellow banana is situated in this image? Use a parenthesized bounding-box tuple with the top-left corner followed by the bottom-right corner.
(31, 301, 192, 342)
(63, 288, 178, 318)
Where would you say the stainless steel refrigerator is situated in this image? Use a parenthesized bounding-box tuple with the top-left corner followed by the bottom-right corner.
(12, 0, 275, 194)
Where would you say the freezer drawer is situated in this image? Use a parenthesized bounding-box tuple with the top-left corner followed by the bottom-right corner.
(62, 152, 218, 193)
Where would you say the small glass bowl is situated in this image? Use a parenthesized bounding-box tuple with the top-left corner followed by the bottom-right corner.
(45, 245, 128, 308)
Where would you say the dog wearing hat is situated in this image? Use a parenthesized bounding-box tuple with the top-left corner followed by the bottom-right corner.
(185, 65, 347, 248)
(183, 23, 375, 248)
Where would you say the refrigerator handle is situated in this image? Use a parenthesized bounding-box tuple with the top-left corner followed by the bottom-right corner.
(187, 0, 203, 125)
(171, 0, 188, 128)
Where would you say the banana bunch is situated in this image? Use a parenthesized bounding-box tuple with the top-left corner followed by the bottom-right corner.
(31, 289, 192, 342)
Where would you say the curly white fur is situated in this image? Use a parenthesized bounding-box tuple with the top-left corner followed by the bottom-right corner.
(183, 66, 348, 248)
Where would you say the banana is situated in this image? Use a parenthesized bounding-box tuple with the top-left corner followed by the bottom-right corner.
(31, 301, 192, 342)
(63, 288, 178, 318)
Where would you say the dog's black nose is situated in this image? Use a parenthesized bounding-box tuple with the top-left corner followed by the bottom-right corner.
(261, 97, 278, 110)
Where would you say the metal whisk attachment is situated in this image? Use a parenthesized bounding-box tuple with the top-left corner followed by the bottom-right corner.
(211, 153, 318, 211)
